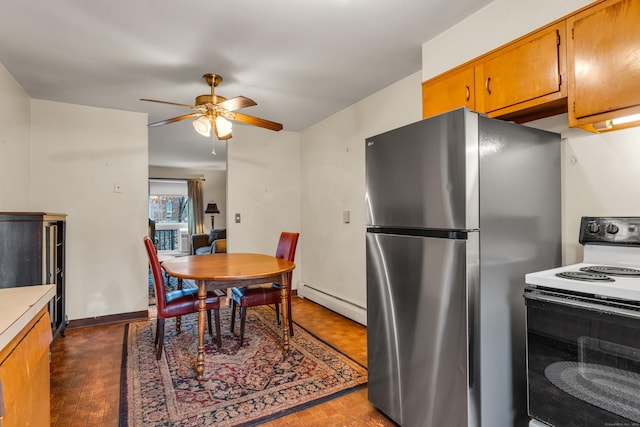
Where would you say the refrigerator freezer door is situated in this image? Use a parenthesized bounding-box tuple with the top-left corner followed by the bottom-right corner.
(366, 232, 478, 426)
(365, 108, 479, 230)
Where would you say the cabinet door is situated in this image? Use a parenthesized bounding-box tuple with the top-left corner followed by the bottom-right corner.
(475, 22, 566, 115)
(0, 220, 43, 288)
(422, 66, 475, 119)
(567, 0, 640, 127)
(0, 309, 52, 427)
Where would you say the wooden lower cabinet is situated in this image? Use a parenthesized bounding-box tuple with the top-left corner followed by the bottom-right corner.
(0, 307, 52, 427)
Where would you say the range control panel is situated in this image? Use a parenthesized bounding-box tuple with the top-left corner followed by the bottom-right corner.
(579, 216, 640, 246)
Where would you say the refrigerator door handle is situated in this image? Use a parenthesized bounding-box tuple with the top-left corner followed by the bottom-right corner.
(367, 227, 471, 240)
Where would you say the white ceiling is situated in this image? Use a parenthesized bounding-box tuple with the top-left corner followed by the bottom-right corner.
(0, 0, 491, 170)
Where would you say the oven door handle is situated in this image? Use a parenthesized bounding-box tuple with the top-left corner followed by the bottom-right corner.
(525, 292, 640, 320)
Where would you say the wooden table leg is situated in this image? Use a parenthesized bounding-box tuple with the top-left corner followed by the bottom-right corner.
(176, 278, 182, 331)
(196, 279, 206, 380)
(280, 272, 290, 352)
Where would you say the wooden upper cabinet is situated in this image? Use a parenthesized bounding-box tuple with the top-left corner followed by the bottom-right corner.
(475, 22, 567, 117)
(422, 66, 475, 119)
(567, 0, 640, 130)
(422, 21, 568, 123)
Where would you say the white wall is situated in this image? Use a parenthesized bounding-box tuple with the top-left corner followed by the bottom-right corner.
(562, 127, 640, 261)
(0, 62, 31, 210)
(422, 0, 640, 264)
(30, 99, 149, 320)
(148, 166, 227, 232)
(226, 125, 302, 288)
(299, 71, 422, 323)
(527, 114, 640, 264)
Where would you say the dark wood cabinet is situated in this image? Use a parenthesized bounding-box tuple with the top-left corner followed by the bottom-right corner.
(0, 212, 67, 339)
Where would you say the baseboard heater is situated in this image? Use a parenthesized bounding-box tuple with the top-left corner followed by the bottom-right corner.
(298, 283, 367, 326)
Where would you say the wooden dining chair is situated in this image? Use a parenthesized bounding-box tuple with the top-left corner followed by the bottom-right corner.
(230, 232, 299, 347)
(144, 236, 222, 359)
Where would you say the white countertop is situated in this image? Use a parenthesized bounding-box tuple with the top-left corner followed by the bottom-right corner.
(0, 285, 56, 351)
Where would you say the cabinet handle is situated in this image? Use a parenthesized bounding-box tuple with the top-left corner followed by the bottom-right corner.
(465, 85, 470, 101)
(485, 77, 491, 95)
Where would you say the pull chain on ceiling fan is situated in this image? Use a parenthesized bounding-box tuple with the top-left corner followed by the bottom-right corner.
(141, 73, 283, 154)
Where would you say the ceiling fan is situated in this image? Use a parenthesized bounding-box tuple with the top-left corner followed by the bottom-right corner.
(141, 73, 283, 154)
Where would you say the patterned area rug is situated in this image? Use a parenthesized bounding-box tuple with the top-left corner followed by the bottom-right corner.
(120, 305, 368, 426)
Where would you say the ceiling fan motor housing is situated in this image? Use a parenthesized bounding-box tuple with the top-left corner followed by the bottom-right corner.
(195, 94, 227, 106)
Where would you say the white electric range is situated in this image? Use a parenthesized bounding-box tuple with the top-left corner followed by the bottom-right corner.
(524, 217, 640, 427)
(525, 246, 640, 302)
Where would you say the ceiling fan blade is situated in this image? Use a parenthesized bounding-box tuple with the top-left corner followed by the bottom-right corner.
(140, 98, 199, 109)
(147, 112, 203, 127)
(231, 112, 283, 131)
(216, 96, 257, 112)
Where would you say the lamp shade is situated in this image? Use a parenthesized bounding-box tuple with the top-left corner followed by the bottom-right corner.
(215, 115, 233, 137)
(205, 203, 220, 214)
(193, 116, 212, 137)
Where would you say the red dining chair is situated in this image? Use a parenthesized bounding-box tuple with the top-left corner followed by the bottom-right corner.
(230, 232, 299, 347)
(144, 236, 221, 359)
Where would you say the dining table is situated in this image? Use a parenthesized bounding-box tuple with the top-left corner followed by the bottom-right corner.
(161, 252, 296, 380)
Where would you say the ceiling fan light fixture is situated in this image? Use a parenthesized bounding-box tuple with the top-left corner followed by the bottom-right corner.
(142, 73, 283, 156)
(192, 116, 211, 137)
(215, 115, 233, 138)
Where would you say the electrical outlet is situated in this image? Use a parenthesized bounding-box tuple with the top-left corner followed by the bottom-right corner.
(235, 213, 241, 223)
(343, 210, 350, 224)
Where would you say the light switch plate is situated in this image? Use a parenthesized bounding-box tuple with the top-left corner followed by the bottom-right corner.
(343, 210, 350, 224)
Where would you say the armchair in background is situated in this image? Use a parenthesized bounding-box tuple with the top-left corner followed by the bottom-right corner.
(191, 228, 227, 255)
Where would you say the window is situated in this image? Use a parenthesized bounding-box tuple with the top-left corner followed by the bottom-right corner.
(149, 195, 188, 223)
(149, 180, 189, 252)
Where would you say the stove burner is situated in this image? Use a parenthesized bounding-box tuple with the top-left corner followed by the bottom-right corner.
(556, 271, 615, 282)
(580, 266, 640, 277)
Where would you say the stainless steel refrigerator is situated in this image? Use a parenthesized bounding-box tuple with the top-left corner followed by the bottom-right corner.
(365, 107, 561, 427)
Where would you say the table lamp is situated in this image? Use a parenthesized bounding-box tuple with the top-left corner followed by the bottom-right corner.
(205, 203, 220, 229)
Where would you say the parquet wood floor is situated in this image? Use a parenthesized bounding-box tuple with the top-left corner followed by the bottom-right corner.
(50, 297, 397, 426)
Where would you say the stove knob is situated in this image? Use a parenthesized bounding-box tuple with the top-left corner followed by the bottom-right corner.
(587, 222, 600, 233)
(606, 224, 619, 234)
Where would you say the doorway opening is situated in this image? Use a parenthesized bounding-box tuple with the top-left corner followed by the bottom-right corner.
(148, 179, 189, 254)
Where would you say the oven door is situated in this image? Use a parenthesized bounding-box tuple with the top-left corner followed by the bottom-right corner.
(525, 287, 640, 427)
